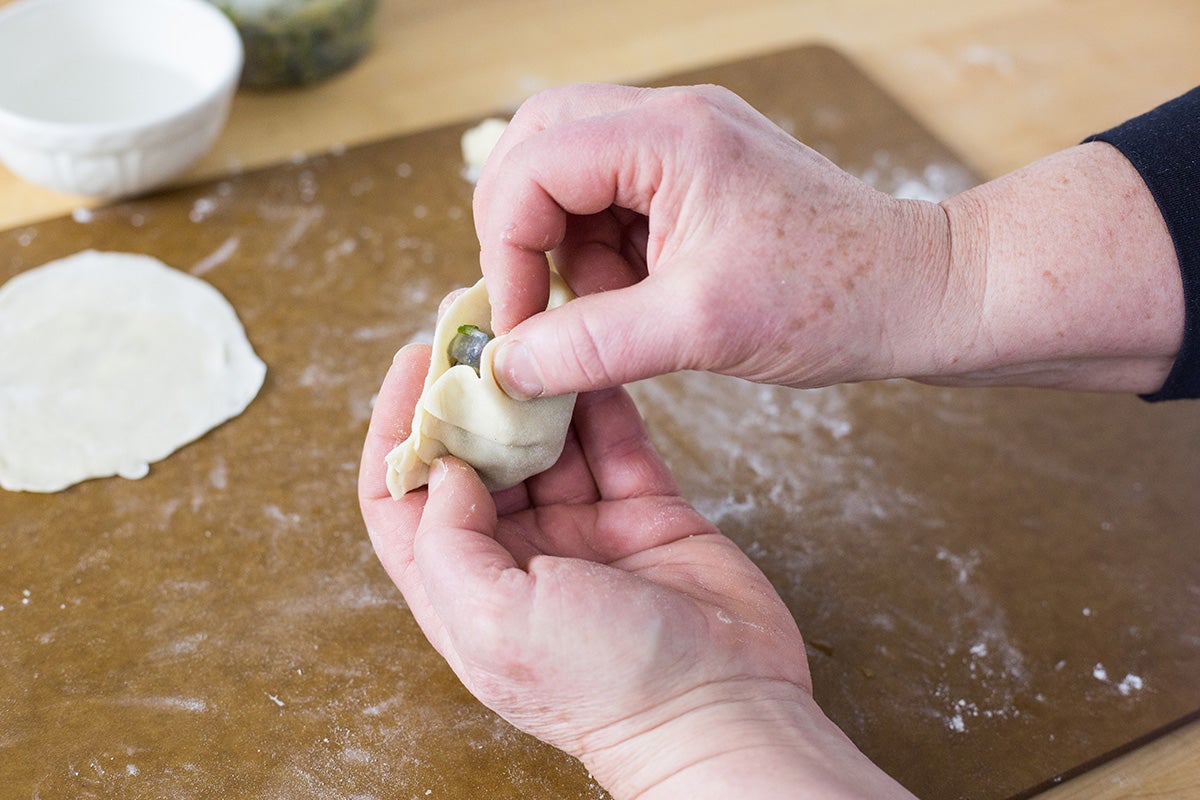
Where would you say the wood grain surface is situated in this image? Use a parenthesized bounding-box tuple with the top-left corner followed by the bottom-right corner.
(1, 2, 1198, 798)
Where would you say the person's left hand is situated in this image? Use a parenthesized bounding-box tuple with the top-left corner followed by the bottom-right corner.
(358, 342, 819, 795)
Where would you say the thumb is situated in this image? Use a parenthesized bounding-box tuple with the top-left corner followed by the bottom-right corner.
(492, 279, 695, 398)
(411, 457, 538, 688)
(414, 457, 520, 626)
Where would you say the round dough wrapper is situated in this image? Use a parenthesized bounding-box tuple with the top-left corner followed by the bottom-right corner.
(0, 250, 266, 492)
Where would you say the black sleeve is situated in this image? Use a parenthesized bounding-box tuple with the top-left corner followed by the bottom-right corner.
(1084, 86, 1200, 402)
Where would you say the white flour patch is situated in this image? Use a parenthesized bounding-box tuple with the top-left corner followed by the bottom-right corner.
(324, 237, 357, 265)
(936, 546, 981, 585)
(629, 372, 860, 523)
(121, 696, 209, 713)
(263, 504, 302, 528)
(191, 236, 240, 276)
(930, 543, 1029, 734)
(189, 197, 218, 223)
(353, 324, 406, 342)
(856, 152, 976, 202)
(299, 363, 344, 389)
(1117, 673, 1145, 696)
(1091, 664, 1146, 697)
(258, 205, 326, 265)
(207, 458, 228, 490)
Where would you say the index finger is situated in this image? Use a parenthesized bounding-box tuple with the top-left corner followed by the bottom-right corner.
(472, 83, 651, 238)
(472, 84, 657, 334)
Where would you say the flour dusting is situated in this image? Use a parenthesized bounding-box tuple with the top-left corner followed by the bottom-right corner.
(191, 236, 240, 276)
(856, 151, 976, 201)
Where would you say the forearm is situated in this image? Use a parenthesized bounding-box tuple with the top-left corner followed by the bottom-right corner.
(581, 681, 916, 800)
(921, 141, 1183, 393)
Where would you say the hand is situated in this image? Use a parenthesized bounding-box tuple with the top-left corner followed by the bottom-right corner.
(359, 344, 916, 799)
(474, 83, 1183, 398)
(472, 83, 958, 399)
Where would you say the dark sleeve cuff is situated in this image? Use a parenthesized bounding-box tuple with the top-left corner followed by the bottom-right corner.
(1084, 86, 1200, 401)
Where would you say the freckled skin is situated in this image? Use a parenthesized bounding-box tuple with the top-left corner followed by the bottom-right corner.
(475, 85, 955, 393)
(361, 346, 918, 800)
(933, 144, 1180, 391)
(473, 86, 1180, 397)
(374, 81, 1191, 800)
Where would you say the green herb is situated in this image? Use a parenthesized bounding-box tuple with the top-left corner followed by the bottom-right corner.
(214, 0, 378, 89)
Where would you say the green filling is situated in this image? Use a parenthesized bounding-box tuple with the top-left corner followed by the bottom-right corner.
(214, 0, 378, 88)
(448, 325, 491, 374)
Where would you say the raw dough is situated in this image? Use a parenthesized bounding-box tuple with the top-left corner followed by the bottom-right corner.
(460, 117, 508, 183)
(0, 250, 266, 492)
(386, 274, 576, 496)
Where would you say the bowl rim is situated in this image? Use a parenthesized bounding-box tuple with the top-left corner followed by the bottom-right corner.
(0, 0, 244, 146)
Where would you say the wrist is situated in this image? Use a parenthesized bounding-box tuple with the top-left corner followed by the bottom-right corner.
(578, 679, 915, 800)
(853, 194, 967, 384)
(916, 143, 1183, 392)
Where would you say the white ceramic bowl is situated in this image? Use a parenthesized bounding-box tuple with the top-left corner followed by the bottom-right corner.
(0, 0, 243, 198)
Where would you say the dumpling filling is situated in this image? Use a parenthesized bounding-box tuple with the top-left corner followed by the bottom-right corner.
(448, 324, 491, 374)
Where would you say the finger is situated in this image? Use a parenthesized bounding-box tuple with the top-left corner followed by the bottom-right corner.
(523, 422, 601, 508)
(491, 274, 697, 399)
(357, 345, 445, 652)
(477, 98, 673, 334)
(492, 481, 533, 518)
(572, 386, 678, 501)
(358, 344, 431, 507)
(413, 457, 533, 652)
(472, 84, 652, 240)
(552, 210, 648, 296)
(437, 287, 468, 322)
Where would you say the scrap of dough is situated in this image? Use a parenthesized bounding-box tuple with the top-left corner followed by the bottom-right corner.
(0, 250, 266, 492)
(385, 274, 576, 496)
(460, 117, 509, 183)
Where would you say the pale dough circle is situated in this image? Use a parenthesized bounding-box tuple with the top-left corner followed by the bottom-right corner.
(0, 250, 266, 492)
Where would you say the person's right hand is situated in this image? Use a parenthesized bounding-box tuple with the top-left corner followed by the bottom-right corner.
(472, 83, 961, 399)
(474, 83, 1185, 398)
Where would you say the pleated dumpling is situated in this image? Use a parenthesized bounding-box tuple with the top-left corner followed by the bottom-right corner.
(385, 274, 577, 496)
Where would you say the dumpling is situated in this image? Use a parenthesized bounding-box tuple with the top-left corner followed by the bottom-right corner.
(385, 274, 577, 497)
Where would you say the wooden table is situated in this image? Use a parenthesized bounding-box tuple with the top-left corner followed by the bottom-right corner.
(1, 1, 1197, 797)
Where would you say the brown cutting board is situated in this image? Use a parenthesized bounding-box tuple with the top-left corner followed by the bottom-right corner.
(2, 45, 1198, 800)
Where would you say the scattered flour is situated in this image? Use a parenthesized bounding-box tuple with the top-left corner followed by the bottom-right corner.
(1092, 663, 1145, 696)
(1117, 674, 1145, 696)
(189, 197, 219, 223)
(856, 151, 976, 201)
(191, 236, 240, 276)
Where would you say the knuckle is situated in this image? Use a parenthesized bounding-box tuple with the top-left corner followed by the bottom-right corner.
(517, 85, 574, 119)
(558, 312, 618, 389)
(657, 85, 737, 127)
(652, 86, 748, 162)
